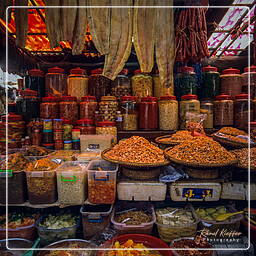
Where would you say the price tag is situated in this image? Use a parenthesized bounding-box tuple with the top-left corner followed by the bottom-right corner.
(94, 171, 109, 181)
(0, 170, 13, 178)
(88, 144, 100, 150)
(182, 188, 213, 199)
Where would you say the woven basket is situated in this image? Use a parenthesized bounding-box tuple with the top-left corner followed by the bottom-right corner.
(184, 167, 219, 179)
(122, 167, 161, 180)
(212, 134, 250, 149)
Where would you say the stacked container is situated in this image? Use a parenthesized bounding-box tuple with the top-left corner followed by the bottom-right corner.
(59, 96, 78, 123)
(40, 97, 59, 119)
(80, 96, 98, 121)
(25, 69, 45, 98)
(241, 65, 256, 98)
(111, 69, 131, 98)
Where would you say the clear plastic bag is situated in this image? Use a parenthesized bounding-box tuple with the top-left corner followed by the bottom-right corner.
(185, 112, 207, 134)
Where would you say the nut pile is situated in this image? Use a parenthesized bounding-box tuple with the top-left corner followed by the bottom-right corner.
(99, 96, 118, 122)
(105, 136, 165, 164)
(166, 137, 237, 165)
(159, 131, 193, 144)
(218, 127, 247, 136)
(232, 147, 256, 170)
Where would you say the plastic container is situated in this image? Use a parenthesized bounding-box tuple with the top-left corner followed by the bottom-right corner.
(54, 129, 63, 141)
(111, 202, 156, 234)
(59, 96, 78, 122)
(42, 130, 53, 144)
(56, 161, 87, 205)
(53, 119, 63, 130)
(111, 69, 131, 98)
(25, 68, 45, 98)
(87, 160, 118, 204)
(80, 96, 98, 121)
(131, 69, 153, 97)
(43, 119, 53, 130)
(40, 97, 59, 119)
(80, 204, 113, 238)
(200, 100, 214, 129)
(139, 96, 158, 130)
(72, 140, 80, 151)
(64, 140, 72, 150)
(99, 96, 118, 122)
(220, 68, 242, 97)
(121, 96, 138, 131)
(153, 69, 174, 97)
(67, 67, 88, 100)
(63, 120, 73, 141)
(45, 66, 67, 96)
(76, 119, 96, 135)
(241, 65, 256, 98)
(96, 121, 117, 143)
(26, 170, 57, 204)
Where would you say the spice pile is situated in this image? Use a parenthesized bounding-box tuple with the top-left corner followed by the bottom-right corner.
(158, 131, 194, 144)
(166, 137, 236, 165)
(26, 158, 58, 172)
(0, 153, 29, 171)
(217, 127, 247, 136)
(105, 136, 165, 164)
(232, 147, 256, 170)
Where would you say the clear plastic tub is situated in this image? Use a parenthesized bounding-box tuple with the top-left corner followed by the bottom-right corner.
(80, 204, 113, 239)
(87, 160, 118, 204)
(111, 202, 156, 235)
(56, 161, 87, 205)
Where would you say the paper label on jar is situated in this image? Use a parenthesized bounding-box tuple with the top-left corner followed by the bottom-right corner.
(88, 144, 100, 150)
(30, 172, 44, 177)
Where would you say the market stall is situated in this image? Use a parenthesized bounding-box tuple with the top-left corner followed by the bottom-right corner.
(0, 0, 256, 255)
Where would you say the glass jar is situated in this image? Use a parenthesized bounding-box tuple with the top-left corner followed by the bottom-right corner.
(72, 140, 80, 150)
(45, 66, 67, 96)
(88, 68, 111, 100)
(64, 141, 72, 150)
(63, 120, 73, 141)
(201, 66, 220, 100)
(234, 94, 251, 130)
(80, 96, 98, 120)
(59, 96, 78, 122)
(72, 129, 81, 140)
(75, 119, 96, 135)
(220, 68, 242, 97)
(43, 130, 53, 143)
(67, 67, 89, 100)
(111, 69, 131, 98)
(99, 96, 118, 122)
(43, 119, 53, 130)
(53, 119, 63, 130)
(42, 143, 54, 150)
(200, 100, 214, 129)
(153, 70, 174, 97)
(121, 96, 138, 131)
(25, 69, 45, 98)
(54, 129, 63, 141)
(16, 89, 40, 122)
(175, 66, 198, 100)
(131, 69, 153, 98)
(250, 122, 256, 142)
(115, 111, 123, 131)
(40, 97, 59, 119)
(96, 121, 117, 143)
(139, 96, 158, 130)
(55, 140, 63, 150)
(213, 94, 234, 127)
(241, 65, 256, 98)
(32, 129, 42, 146)
(158, 96, 178, 130)
(27, 118, 43, 138)
(179, 94, 200, 129)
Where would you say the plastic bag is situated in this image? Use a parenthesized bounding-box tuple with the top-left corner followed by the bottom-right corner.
(185, 112, 207, 134)
(159, 165, 187, 183)
(90, 227, 118, 246)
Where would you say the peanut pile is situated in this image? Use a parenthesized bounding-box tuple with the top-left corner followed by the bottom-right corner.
(105, 136, 165, 164)
(232, 148, 256, 170)
(167, 137, 236, 165)
(218, 127, 247, 136)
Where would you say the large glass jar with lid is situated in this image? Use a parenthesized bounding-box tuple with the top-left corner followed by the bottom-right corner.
(179, 94, 200, 129)
(80, 96, 98, 121)
(111, 69, 131, 98)
(121, 96, 138, 131)
(16, 89, 40, 122)
(159, 96, 178, 130)
(200, 100, 214, 129)
(241, 65, 256, 98)
(40, 96, 59, 119)
(96, 121, 117, 143)
(45, 66, 67, 97)
(75, 119, 96, 135)
(59, 96, 78, 122)
(220, 68, 242, 97)
(201, 65, 220, 100)
(131, 69, 153, 98)
(67, 67, 88, 100)
(99, 96, 118, 122)
(25, 69, 45, 98)
(213, 94, 233, 127)
(139, 96, 158, 130)
(88, 68, 111, 100)
(175, 66, 198, 100)
(153, 69, 174, 97)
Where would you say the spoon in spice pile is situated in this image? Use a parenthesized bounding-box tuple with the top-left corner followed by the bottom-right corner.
(215, 211, 243, 222)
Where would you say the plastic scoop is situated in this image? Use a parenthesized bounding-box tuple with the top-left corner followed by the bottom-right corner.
(215, 211, 243, 221)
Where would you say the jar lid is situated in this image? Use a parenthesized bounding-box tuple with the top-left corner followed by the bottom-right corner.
(121, 96, 137, 101)
(215, 94, 232, 100)
(101, 96, 117, 101)
(62, 119, 72, 124)
(64, 141, 72, 143)
(42, 96, 58, 102)
(1, 114, 23, 121)
(97, 121, 115, 127)
(181, 66, 194, 73)
(91, 68, 103, 74)
(61, 96, 77, 102)
(134, 69, 142, 74)
(141, 96, 157, 102)
(48, 66, 64, 73)
(42, 143, 54, 146)
(76, 119, 94, 125)
(244, 65, 256, 73)
(28, 69, 44, 77)
(119, 69, 129, 75)
(181, 94, 198, 100)
(70, 67, 86, 75)
(81, 96, 97, 101)
(235, 94, 249, 99)
(222, 68, 240, 75)
(250, 122, 256, 127)
(160, 96, 177, 100)
(72, 129, 81, 131)
(202, 65, 218, 72)
(20, 89, 38, 96)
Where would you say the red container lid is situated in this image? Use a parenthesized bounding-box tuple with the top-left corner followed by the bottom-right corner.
(1, 114, 23, 122)
(76, 119, 94, 125)
(244, 65, 256, 73)
(42, 143, 54, 147)
(91, 68, 103, 75)
(215, 94, 232, 100)
(181, 94, 198, 100)
(81, 96, 97, 102)
(97, 121, 115, 127)
(182, 66, 194, 73)
(28, 69, 44, 77)
(121, 96, 137, 101)
(70, 67, 86, 75)
(160, 96, 177, 100)
(250, 122, 256, 127)
(62, 119, 72, 124)
(54, 129, 63, 132)
(119, 69, 129, 75)
(72, 129, 80, 132)
(48, 66, 64, 74)
(202, 65, 218, 72)
(134, 69, 142, 75)
(60, 96, 77, 102)
(19, 89, 38, 96)
(222, 68, 240, 75)
(42, 96, 58, 102)
(141, 96, 157, 102)
(235, 93, 249, 99)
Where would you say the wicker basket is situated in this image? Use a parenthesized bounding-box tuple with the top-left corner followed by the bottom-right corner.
(212, 134, 250, 149)
(184, 167, 219, 179)
(122, 167, 161, 180)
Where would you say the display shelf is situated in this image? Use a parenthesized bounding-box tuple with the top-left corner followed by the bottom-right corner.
(0, 201, 84, 208)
